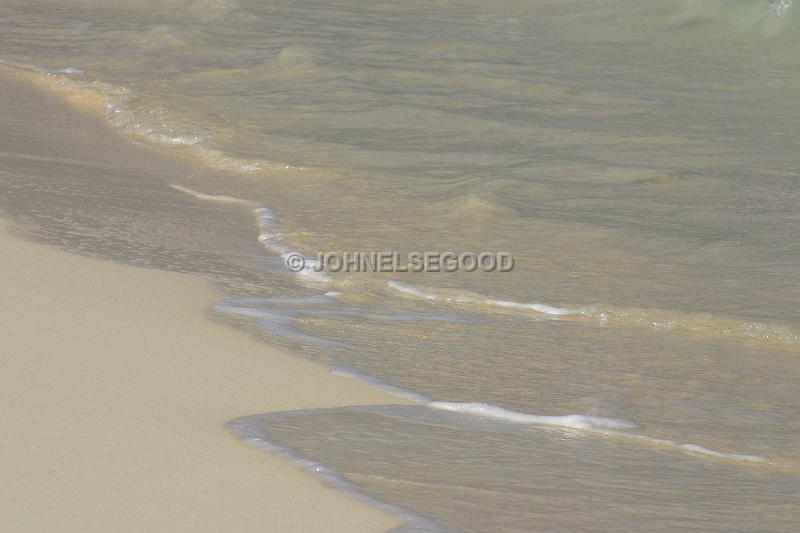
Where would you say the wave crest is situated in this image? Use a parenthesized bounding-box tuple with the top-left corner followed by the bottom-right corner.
(388, 281, 800, 346)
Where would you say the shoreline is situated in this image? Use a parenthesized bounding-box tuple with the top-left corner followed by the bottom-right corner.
(0, 66, 408, 532)
(0, 216, 406, 532)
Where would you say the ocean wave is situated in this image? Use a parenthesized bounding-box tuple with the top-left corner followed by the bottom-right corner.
(0, 61, 299, 176)
(323, 366, 772, 466)
(387, 281, 800, 346)
(426, 401, 766, 463)
(427, 401, 635, 431)
(169, 184, 331, 285)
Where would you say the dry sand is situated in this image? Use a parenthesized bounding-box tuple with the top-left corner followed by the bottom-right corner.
(0, 217, 405, 532)
(0, 65, 406, 532)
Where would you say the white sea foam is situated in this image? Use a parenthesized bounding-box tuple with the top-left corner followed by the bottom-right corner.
(771, 0, 793, 16)
(170, 184, 255, 206)
(621, 434, 765, 463)
(388, 280, 576, 316)
(329, 364, 768, 464)
(168, 186, 776, 466)
(387, 280, 443, 300)
(387, 280, 800, 345)
(330, 369, 766, 464)
(284, 253, 330, 284)
(483, 299, 573, 316)
(427, 401, 636, 431)
(58, 66, 83, 75)
(425, 401, 765, 463)
(8, 62, 298, 176)
(171, 184, 330, 283)
(279, 362, 770, 466)
(678, 444, 764, 463)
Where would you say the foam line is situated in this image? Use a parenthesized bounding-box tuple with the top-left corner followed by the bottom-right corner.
(170, 184, 255, 206)
(679, 444, 764, 462)
(428, 401, 766, 464)
(388, 280, 577, 317)
(330, 369, 768, 466)
(171, 182, 331, 283)
(387, 281, 800, 345)
(427, 401, 635, 430)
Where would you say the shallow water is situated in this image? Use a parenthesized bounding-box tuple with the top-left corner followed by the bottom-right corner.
(232, 406, 800, 532)
(2, 0, 800, 530)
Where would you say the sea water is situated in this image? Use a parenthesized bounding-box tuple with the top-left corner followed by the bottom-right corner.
(1, 0, 799, 530)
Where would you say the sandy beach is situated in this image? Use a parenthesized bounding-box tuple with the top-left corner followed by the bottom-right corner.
(0, 217, 405, 532)
(0, 66, 405, 532)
